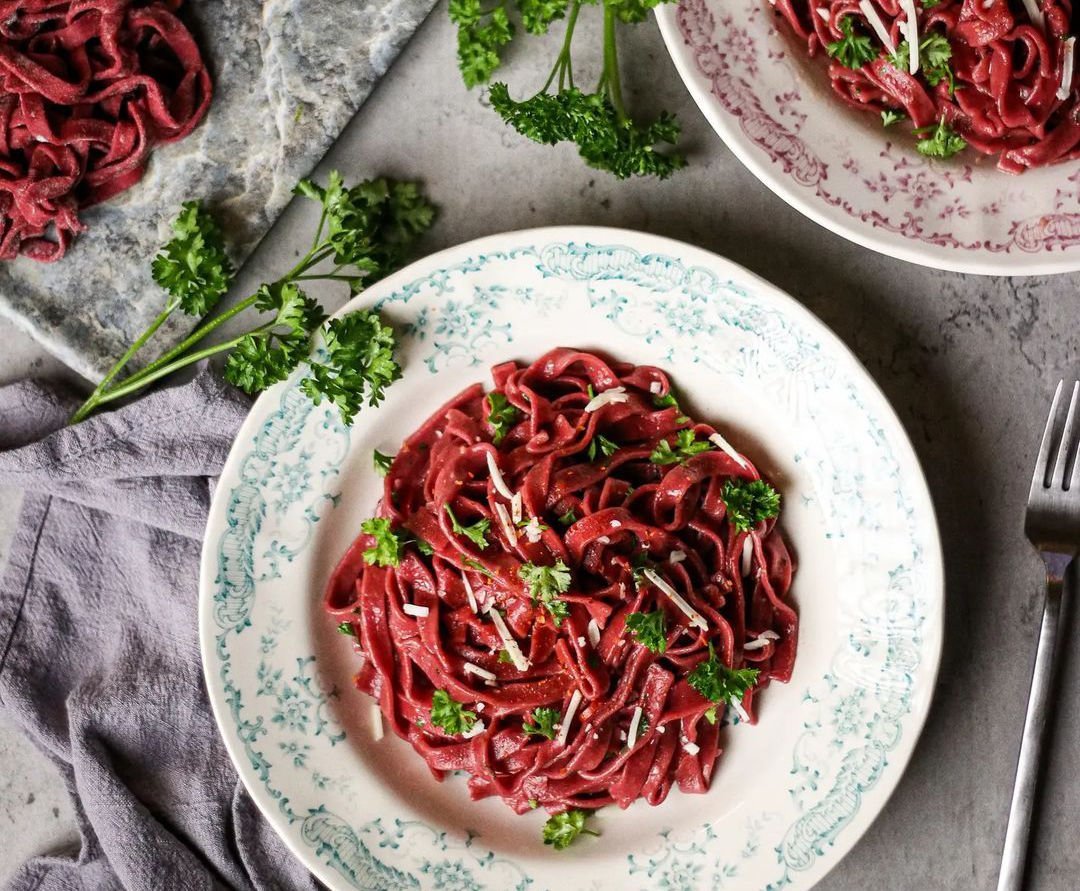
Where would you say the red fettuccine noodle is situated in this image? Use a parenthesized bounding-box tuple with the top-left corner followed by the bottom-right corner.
(327, 349, 797, 815)
(0, 0, 211, 261)
(774, 0, 1080, 171)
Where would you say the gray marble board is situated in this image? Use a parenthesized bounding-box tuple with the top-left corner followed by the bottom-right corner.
(0, 0, 436, 380)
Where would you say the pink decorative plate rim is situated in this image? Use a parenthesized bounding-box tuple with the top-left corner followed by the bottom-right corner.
(656, 0, 1080, 275)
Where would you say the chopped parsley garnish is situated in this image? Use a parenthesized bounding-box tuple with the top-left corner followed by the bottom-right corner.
(520, 560, 572, 625)
(373, 449, 394, 477)
(497, 649, 513, 664)
(653, 392, 679, 409)
(522, 706, 560, 740)
(915, 117, 966, 159)
(826, 17, 876, 70)
(587, 433, 619, 462)
(445, 505, 492, 549)
(881, 109, 905, 127)
(650, 429, 712, 465)
(337, 621, 356, 637)
(557, 509, 577, 526)
(486, 391, 520, 445)
(416, 539, 435, 556)
(625, 610, 667, 653)
(703, 705, 718, 724)
(430, 689, 478, 735)
(360, 517, 404, 566)
(464, 558, 495, 578)
(542, 809, 599, 850)
(889, 33, 954, 92)
(687, 643, 759, 704)
(720, 479, 780, 532)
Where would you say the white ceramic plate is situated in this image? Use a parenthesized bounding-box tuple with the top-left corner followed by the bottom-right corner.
(656, 0, 1080, 275)
(200, 227, 943, 891)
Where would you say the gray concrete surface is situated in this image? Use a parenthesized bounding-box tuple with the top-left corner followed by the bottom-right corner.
(2, 3, 1080, 888)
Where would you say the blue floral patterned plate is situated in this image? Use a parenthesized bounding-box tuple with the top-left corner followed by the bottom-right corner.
(199, 227, 944, 891)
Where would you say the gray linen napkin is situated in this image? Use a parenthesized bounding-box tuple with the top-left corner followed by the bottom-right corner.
(0, 369, 317, 890)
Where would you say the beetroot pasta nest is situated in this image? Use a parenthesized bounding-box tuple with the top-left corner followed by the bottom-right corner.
(326, 348, 798, 818)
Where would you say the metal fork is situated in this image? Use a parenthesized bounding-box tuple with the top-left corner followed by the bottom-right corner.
(997, 380, 1080, 891)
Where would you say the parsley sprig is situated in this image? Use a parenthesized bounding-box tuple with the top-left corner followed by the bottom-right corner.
(522, 706, 560, 739)
(486, 391, 521, 445)
(915, 117, 967, 159)
(445, 505, 492, 549)
(70, 173, 435, 425)
(625, 610, 667, 653)
(430, 690, 478, 735)
(650, 429, 712, 465)
(373, 450, 394, 477)
(519, 560, 572, 624)
(542, 809, 599, 850)
(826, 17, 876, 70)
(720, 479, 781, 532)
(687, 643, 759, 705)
(361, 517, 405, 567)
(451, 0, 685, 179)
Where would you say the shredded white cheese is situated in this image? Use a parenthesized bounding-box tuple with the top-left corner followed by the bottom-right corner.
(627, 706, 644, 749)
(741, 536, 754, 578)
(463, 720, 486, 739)
(1059, 36, 1076, 100)
(899, 0, 919, 74)
(584, 386, 629, 412)
(858, 0, 897, 54)
(682, 739, 701, 756)
(555, 690, 582, 747)
(487, 608, 531, 671)
(729, 696, 751, 723)
(493, 501, 517, 546)
(1021, 0, 1045, 29)
(743, 630, 781, 652)
(464, 662, 497, 682)
(577, 636, 587, 647)
(642, 568, 709, 631)
(587, 618, 601, 647)
(657, 725, 666, 734)
(669, 550, 686, 565)
(475, 701, 486, 711)
(371, 703, 384, 741)
(403, 603, 430, 618)
(596, 535, 611, 545)
(708, 431, 748, 468)
(814, 5, 830, 20)
(649, 381, 663, 394)
(462, 573, 478, 614)
(510, 492, 523, 525)
(486, 451, 514, 499)
(610, 520, 621, 528)
(522, 516, 544, 544)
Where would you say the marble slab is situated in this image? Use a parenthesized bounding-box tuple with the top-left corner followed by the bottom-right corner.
(0, 0, 437, 380)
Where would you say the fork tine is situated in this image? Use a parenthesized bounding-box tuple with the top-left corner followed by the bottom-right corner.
(1032, 380, 1064, 492)
(1056, 381, 1080, 489)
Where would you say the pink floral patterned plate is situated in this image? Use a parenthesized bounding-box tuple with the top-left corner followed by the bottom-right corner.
(656, 0, 1080, 275)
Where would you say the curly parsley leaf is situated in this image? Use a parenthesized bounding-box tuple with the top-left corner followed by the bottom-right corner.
(373, 450, 394, 477)
(518, 0, 570, 33)
(300, 310, 402, 425)
(687, 643, 760, 704)
(430, 689, 478, 735)
(489, 84, 685, 181)
(625, 610, 667, 653)
(522, 706, 560, 739)
(542, 809, 599, 850)
(914, 117, 967, 159)
(222, 332, 308, 394)
(519, 560, 572, 600)
(587, 433, 619, 462)
(486, 391, 520, 445)
(360, 517, 405, 567)
(450, 0, 514, 88)
(720, 479, 780, 532)
(445, 505, 492, 549)
(151, 201, 234, 316)
(650, 429, 712, 465)
(827, 17, 877, 70)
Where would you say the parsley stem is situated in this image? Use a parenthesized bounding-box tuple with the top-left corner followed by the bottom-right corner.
(542, 0, 581, 93)
(601, 5, 625, 122)
(69, 300, 179, 424)
(86, 323, 275, 409)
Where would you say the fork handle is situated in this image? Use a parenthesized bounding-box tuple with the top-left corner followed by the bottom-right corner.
(997, 556, 1072, 891)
